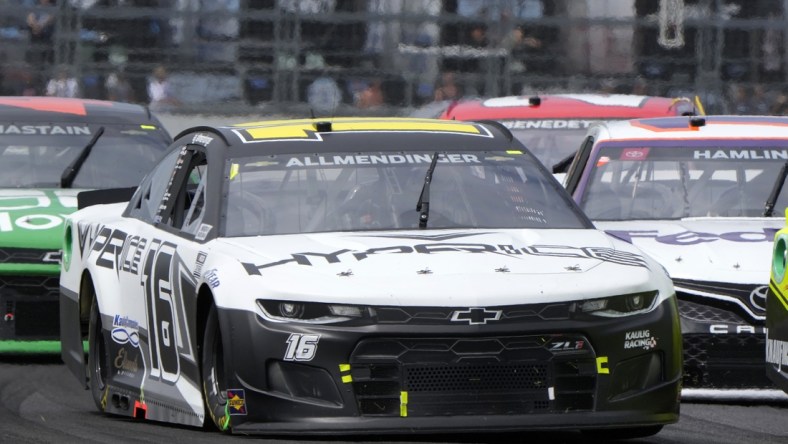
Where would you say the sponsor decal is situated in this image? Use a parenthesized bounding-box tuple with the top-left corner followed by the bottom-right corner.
(624, 329, 657, 350)
(750, 286, 768, 312)
(694, 149, 788, 160)
(0, 190, 76, 211)
(204, 269, 220, 288)
(111, 314, 140, 347)
(42, 251, 62, 263)
(502, 119, 597, 130)
(0, 124, 90, 135)
(709, 324, 766, 334)
(766, 338, 788, 370)
(242, 242, 649, 274)
(195, 223, 212, 241)
(621, 147, 649, 160)
(450, 307, 502, 325)
(0, 213, 70, 232)
(548, 340, 586, 351)
(111, 328, 140, 347)
(284, 153, 480, 168)
(193, 251, 207, 279)
(606, 228, 779, 245)
(226, 389, 247, 415)
(284, 333, 320, 361)
(91, 228, 147, 276)
(114, 347, 140, 377)
(191, 133, 213, 146)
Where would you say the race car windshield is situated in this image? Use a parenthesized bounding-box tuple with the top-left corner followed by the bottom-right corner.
(223, 150, 586, 236)
(579, 143, 788, 220)
(0, 125, 169, 188)
(509, 128, 588, 171)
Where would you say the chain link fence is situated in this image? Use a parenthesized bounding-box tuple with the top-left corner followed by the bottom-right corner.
(2, 0, 788, 116)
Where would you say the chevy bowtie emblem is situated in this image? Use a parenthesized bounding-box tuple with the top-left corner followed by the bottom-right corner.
(451, 308, 502, 325)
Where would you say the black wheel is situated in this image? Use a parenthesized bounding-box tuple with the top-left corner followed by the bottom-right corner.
(201, 304, 229, 432)
(87, 295, 109, 412)
(582, 425, 664, 441)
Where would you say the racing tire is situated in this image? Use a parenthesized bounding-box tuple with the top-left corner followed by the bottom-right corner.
(581, 425, 664, 440)
(87, 294, 109, 412)
(201, 304, 230, 432)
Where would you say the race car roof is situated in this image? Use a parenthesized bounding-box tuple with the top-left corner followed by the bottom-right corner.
(441, 94, 699, 121)
(597, 115, 788, 141)
(185, 117, 518, 155)
(0, 96, 160, 125)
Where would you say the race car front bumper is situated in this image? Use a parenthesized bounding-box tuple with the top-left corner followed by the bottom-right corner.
(0, 270, 61, 342)
(217, 297, 682, 435)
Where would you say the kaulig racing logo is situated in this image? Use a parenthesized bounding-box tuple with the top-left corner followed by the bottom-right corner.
(624, 329, 657, 350)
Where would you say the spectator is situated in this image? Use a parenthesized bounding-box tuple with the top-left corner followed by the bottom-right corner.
(728, 83, 752, 115)
(770, 88, 788, 115)
(45, 65, 80, 98)
(26, 0, 56, 64)
(105, 68, 134, 102)
(355, 79, 384, 109)
(433, 71, 461, 102)
(751, 84, 771, 115)
(147, 65, 178, 111)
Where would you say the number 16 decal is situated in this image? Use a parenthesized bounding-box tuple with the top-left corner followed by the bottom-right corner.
(143, 240, 180, 383)
(284, 334, 320, 361)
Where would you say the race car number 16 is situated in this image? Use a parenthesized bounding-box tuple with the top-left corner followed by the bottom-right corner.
(284, 333, 320, 361)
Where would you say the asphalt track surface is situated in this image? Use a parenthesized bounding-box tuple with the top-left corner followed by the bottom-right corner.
(0, 355, 785, 444)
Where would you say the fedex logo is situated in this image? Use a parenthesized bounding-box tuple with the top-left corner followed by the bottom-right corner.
(606, 228, 780, 245)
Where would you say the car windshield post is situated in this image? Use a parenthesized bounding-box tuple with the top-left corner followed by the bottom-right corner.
(764, 160, 788, 217)
(60, 126, 105, 188)
(416, 151, 440, 229)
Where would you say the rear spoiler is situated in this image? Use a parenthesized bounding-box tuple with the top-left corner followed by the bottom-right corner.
(77, 187, 137, 210)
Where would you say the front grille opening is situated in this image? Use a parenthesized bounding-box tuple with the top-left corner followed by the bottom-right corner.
(678, 299, 743, 323)
(15, 301, 60, 338)
(405, 363, 549, 392)
(350, 335, 597, 417)
(682, 333, 770, 388)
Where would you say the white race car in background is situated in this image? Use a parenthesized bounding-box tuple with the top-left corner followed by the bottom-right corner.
(564, 115, 788, 398)
(60, 117, 681, 438)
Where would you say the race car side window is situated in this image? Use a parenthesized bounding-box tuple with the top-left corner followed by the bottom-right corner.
(155, 146, 207, 231)
(179, 154, 209, 234)
(564, 135, 594, 193)
(126, 147, 181, 222)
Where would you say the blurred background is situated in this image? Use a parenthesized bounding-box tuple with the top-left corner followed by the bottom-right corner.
(1, 0, 787, 119)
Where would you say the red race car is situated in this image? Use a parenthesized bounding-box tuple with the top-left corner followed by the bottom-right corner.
(439, 94, 702, 178)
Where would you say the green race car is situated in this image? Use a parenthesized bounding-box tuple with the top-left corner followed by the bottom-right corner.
(768, 207, 788, 393)
(0, 97, 171, 353)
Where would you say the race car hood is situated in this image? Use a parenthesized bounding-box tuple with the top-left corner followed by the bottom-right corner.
(597, 218, 783, 284)
(0, 188, 79, 250)
(214, 229, 668, 307)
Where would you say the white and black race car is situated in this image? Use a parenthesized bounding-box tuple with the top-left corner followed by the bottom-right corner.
(60, 117, 680, 438)
(564, 115, 788, 394)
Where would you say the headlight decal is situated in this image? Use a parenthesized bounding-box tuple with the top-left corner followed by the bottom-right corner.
(258, 299, 368, 324)
(574, 291, 659, 318)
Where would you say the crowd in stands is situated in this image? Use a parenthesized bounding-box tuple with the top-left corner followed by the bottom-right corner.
(0, 0, 787, 115)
